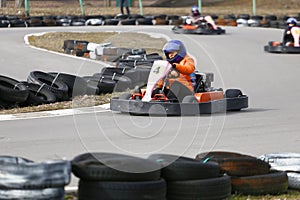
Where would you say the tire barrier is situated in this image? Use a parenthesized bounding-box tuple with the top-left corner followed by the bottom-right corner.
(27, 71, 69, 101)
(1, 68, 142, 110)
(0, 156, 70, 200)
(72, 152, 165, 200)
(1, 13, 297, 29)
(259, 153, 300, 190)
(196, 151, 290, 196)
(0, 151, 295, 199)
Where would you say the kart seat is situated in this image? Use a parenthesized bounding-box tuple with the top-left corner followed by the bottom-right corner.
(168, 81, 194, 102)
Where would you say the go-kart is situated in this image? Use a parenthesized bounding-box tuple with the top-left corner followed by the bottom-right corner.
(172, 17, 225, 35)
(110, 60, 248, 116)
(264, 26, 300, 53)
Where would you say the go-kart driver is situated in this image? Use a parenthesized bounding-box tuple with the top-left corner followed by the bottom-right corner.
(155, 40, 196, 96)
(283, 17, 299, 46)
(188, 6, 218, 30)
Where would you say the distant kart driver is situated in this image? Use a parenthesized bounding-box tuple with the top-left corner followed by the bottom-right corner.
(188, 6, 218, 30)
(283, 17, 300, 46)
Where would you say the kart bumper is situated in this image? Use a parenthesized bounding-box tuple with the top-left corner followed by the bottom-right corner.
(110, 95, 248, 116)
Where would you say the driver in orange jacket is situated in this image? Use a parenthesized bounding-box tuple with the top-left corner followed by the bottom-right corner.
(156, 40, 196, 93)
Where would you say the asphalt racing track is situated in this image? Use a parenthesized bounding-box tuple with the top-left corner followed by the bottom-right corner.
(0, 25, 299, 186)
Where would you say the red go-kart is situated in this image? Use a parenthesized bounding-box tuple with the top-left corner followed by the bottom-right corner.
(110, 60, 248, 116)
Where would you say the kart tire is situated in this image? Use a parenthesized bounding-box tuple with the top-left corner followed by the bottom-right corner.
(21, 82, 57, 106)
(137, 18, 153, 25)
(0, 75, 29, 103)
(78, 179, 167, 200)
(0, 188, 65, 200)
(225, 89, 242, 98)
(182, 95, 198, 103)
(148, 154, 220, 181)
(0, 156, 71, 189)
(231, 171, 288, 195)
(167, 175, 231, 200)
(27, 71, 69, 101)
(49, 72, 88, 99)
(71, 152, 161, 181)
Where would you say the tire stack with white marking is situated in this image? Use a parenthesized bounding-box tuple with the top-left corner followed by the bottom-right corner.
(0, 156, 71, 200)
(259, 153, 300, 190)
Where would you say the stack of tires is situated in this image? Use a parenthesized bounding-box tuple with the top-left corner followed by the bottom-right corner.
(0, 75, 29, 109)
(196, 151, 289, 196)
(148, 154, 232, 200)
(0, 156, 70, 200)
(71, 152, 166, 200)
(259, 153, 300, 190)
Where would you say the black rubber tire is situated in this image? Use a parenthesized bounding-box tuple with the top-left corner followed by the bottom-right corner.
(265, 15, 277, 21)
(120, 19, 136, 25)
(196, 151, 256, 160)
(78, 179, 167, 200)
(148, 154, 220, 181)
(196, 151, 271, 176)
(27, 71, 69, 101)
(225, 89, 243, 98)
(231, 171, 288, 195)
(71, 152, 161, 181)
(21, 82, 57, 106)
(85, 77, 116, 94)
(49, 72, 88, 99)
(93, 73, 132, 91)
(137, 18, 153, 25)
(0, 187, 65, 200)
(167, 175, 231, 200)
(103, 19, 119, 25)
(0, 156, 70, 189)
(0, 75, 29, 104)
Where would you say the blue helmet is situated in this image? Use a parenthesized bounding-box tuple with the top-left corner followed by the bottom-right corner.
(191, 6, 201, 17)
(162, 40, 187, 63)
(286, 17, 297, 26)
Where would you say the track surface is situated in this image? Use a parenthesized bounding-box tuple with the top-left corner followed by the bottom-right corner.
(0, 26, 299, 168)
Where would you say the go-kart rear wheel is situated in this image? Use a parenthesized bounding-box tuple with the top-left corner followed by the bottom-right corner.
(225, 89, 242, 98)
(182, 95, 198, 103)
(119, 93, 132, 100)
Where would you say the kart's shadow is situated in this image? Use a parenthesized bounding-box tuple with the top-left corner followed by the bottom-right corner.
(223, 108, 275, 116)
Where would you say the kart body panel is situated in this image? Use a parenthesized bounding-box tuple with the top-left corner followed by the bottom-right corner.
(172, 24, 225, 35)
(110, 95, 248, 116)
(264, 41, 300, 53)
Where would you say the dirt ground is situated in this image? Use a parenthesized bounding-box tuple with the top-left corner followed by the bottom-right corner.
(0, 0, 300, 17)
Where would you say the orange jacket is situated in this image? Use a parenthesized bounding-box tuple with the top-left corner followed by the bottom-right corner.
(158, 54, 196, 91)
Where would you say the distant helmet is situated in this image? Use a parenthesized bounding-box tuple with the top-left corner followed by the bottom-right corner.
(286, 17, 297, 26)
(162, 40, 187, 63)
(191, 6, 201, 17)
